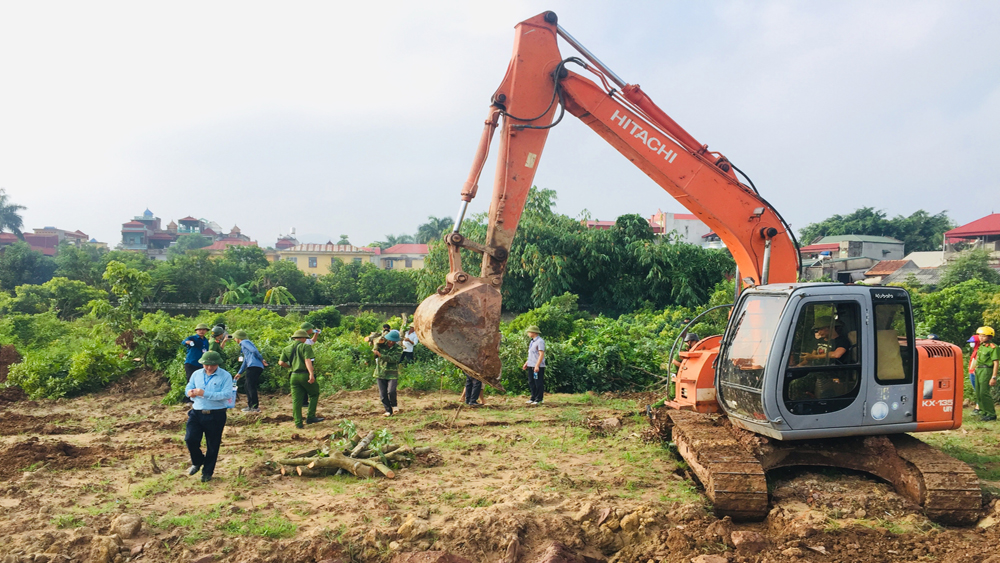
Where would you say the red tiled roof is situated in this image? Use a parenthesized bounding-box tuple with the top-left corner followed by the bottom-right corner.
(702, 231, 717, 239)
(205, 239, 258, 251)
(178, 216, 199, 222)
(864, 260, 912, 277)
(382, 244, 429, 255)
(0, 233, 19, 243)
(148, 233, 176, 240)
(673, 213, 696, 220)
(584, 220, 616, 230)
(800, 243, 840, 253)
(945, 213, 1000, 239)
(201, 228, 216, 236)
(122, 221, 146, 229)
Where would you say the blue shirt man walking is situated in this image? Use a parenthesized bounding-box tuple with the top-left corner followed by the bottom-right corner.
(521, 325, 546, 405)
(184, 351, 234, 482)
(181, 323, 211, 402)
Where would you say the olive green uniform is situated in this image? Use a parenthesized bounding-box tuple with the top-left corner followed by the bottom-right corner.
(975, 342, 1000, 418)
(280, 341, 318, 426)
(375, 341, 402, 414)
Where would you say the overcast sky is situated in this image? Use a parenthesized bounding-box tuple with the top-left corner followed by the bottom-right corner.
(1, 1, 998, 248)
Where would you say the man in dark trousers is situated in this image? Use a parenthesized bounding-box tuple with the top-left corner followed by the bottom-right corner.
(184, 351, 234, 482)
(181, 323, 211, 402)
(463, 372, 483, 408)
(521, 325, 546, 405)
(280, 329, 324, 429)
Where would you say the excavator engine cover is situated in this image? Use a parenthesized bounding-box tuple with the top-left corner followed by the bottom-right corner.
(414, 278, 505, 391)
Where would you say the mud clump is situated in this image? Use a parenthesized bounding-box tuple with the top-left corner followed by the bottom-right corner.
(104, 368, 169, 397)
(0, 437, 107, 480)
(0, 344, 21, 384)
(0, 412, 86, 436)
(0, 385, 27, 406)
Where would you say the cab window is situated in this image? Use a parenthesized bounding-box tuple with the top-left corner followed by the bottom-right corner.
(873, 303, 913, 384)
(783, 302, 862, 415)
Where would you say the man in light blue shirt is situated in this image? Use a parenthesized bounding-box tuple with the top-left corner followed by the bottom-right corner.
(184, 351, 234, 482)
(521, 325, 546, 405)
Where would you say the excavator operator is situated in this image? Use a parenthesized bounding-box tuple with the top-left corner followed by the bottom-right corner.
(797, 316, 850, 366)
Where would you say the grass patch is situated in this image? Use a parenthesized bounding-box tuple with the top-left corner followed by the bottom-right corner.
(131, 473, 180, 498)
(51, 514, 84, 529)
(220, 512, 297, 538)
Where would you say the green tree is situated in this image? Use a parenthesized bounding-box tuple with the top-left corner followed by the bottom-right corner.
(93, 260, 152, 334)
(54, 242, 106, 285)
(337, 235, 351, 245)
(0, 188, 26, 239)
(357, 267, 418, 303)
(922, 279, 995, 346)
(940, 249, 1000, 288)
(415, 216, 453, 243)
(317, 260, 364, 304)
(370, 233, 415, 248)
(254, 260, 317, 304)
(215, 245, 269, 285)
(167, 234, 212, 257)
(148, 251, 219, 303)
(0, 242, 55, 290)
(797, 207, 952, 252)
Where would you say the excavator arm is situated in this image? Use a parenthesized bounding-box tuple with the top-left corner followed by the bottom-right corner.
(414, 12, 799, 388)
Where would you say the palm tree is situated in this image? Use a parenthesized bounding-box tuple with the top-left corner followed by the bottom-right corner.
(415, 216, 453, 243)
(263, 285, 296, 305)
(0, 189, 26, 240)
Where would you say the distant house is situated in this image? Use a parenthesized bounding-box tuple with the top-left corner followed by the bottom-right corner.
(380, 244, 429, 270)
(276, 244, 380, 276)
(862, 260, 917, 285)
(881, 266, 944, 287)
(584, 209, 714, 247)
(799, 235, 905, 281)
(944, 213, 1000, 266)
(902, 251, 946, 269)
(0, 226, 96, 257)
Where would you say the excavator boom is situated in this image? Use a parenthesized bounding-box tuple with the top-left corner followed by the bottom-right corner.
(415, 12, 797, 385)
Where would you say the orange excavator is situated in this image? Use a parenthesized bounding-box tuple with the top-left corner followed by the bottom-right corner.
(413, 12, 981, 524)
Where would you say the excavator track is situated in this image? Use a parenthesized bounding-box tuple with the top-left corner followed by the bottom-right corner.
(658, 409, 982, 525)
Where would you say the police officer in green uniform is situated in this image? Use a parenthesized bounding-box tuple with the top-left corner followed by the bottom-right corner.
(209, 325, 230, 355)
(374, 329, 403, 417)
(975, 326, 999, 422)
(279, 329, 324, 429)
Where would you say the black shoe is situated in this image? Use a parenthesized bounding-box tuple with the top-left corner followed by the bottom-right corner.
(305, 417, 325, 424)
(982, 415, 997, 422)
(187, 465, 201, 476)
(295, 423, 304, 429)
(201, 475, 212, 482)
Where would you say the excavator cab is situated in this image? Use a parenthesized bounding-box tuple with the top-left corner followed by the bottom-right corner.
(716, 284, 961, 440)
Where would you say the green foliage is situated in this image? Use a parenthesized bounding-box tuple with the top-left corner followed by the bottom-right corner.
(922, 279, 996, 346)
(1, 277, 106, 320)
(0, 242, 56, 290)
(54, 242, 107, 285)
(940, 249, 1000, 288)
(95, 261, 151, 333)
(217, 277, 254, 305)
(415, 216, 453, 244)
(318, 262, 417, 305)
(0, 188, 26, 239)
(304, 306, 342, 329)
(263, 286, 296, 305)
(797, 207, 952, 252)
(167, 234, 212, 258)
(507, 292, 582, 341)
(9, 337, 133, 399)
(255, 260, 316, 304)
(419, 187, 735, 314)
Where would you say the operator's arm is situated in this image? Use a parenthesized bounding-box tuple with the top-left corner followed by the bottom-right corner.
(535, 350, 544, 372)
(278, 348, 290, 368)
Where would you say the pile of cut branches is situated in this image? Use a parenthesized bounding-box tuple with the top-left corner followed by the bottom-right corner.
(272, 420, 430, 479)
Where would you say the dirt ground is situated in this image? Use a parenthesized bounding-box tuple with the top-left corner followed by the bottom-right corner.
(3, 373, 1000, 563)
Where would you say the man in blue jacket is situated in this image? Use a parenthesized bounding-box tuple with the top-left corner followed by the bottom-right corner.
(181, 324, 211, 401)
(184, 351, 234, 482)
(233, 330, 266, 413)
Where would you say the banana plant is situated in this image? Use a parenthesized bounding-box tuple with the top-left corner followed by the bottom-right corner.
(217, 277, 254, 305)
(263, 285, 296, 305)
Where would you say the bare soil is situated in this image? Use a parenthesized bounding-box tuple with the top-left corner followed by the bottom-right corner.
(2, 377, 1000, 563)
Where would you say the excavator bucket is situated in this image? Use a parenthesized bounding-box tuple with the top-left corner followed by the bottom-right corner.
(413, 278, 505, 391)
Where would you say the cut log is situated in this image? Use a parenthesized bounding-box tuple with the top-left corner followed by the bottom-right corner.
(296, 466, 325, 477)
(275, 457, 320, 466)
(413, 447, 433, 455)
(308, 452, 375, 478)
(356, 457, 395, 479)
(351, 430, 376, 458)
